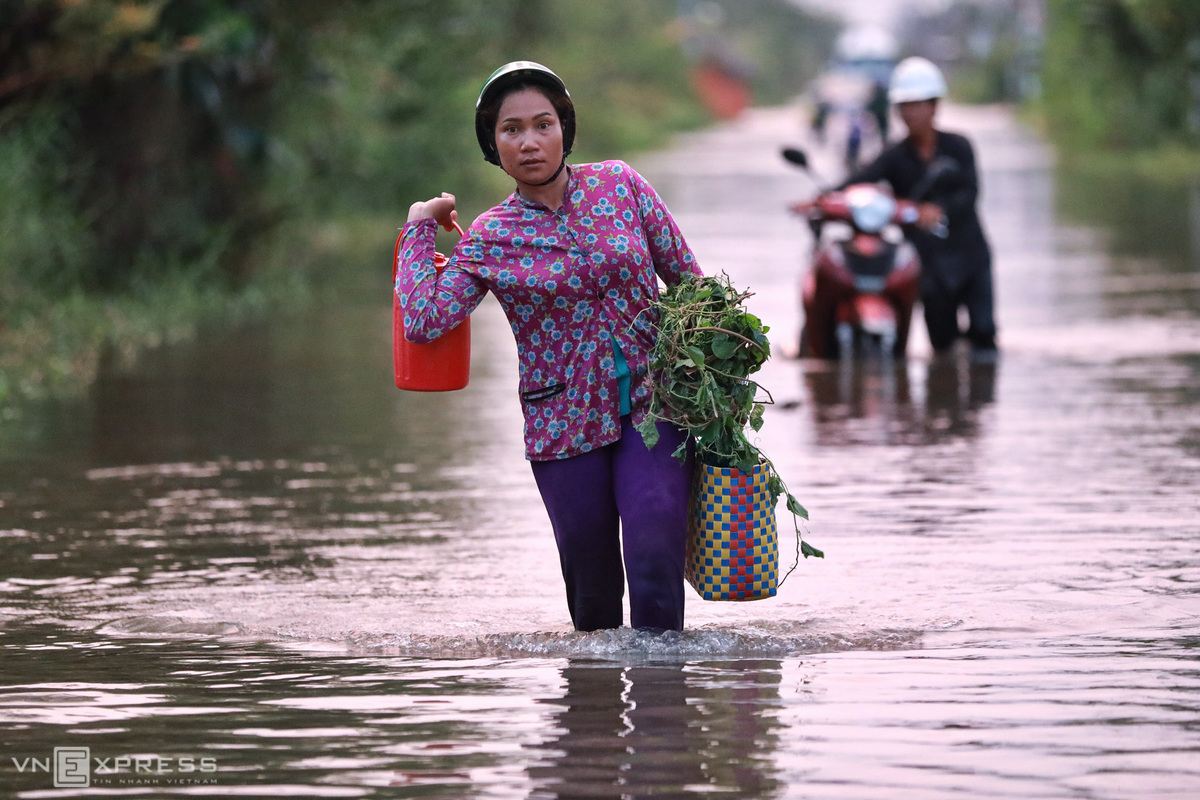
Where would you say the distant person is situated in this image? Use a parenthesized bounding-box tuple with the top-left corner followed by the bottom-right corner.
(867, 79, 890, 143)
(810, 98, 830, 144)
(844, 57, 998, 361)
(844, 110, 863, 173)
(396, 62, 702, 632)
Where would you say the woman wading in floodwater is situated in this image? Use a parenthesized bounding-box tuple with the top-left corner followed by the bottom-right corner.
(396, 62, 702, 632)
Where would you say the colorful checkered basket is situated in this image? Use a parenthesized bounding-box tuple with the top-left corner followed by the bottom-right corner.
(687, 459, 778, 601)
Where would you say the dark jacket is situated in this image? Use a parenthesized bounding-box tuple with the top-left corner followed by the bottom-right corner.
(845, 131, 991, 294)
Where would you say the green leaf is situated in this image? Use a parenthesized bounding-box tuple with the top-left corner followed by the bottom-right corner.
(636, 415, 660, 450)
(749, 403, 765, 432)
(685, 345, 707, 367)
(697, 419, 723, 444)
(768, 474, 783, 502)
(801, 541, 824, 559)
(786, 494, 809, 520)
(710, 333, 739, 360)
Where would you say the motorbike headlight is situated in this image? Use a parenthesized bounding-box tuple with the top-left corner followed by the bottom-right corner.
(845, 186, 897, 234)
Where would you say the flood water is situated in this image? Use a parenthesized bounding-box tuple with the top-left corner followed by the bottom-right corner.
(2, 105, 1199, 798)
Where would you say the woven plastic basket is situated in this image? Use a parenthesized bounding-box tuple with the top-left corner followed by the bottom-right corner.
(686, 460, 778, 601)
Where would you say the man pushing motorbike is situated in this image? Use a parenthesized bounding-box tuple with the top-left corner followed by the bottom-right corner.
(843, 57, 998, 362)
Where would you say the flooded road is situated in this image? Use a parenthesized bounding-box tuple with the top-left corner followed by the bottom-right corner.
(2, 105, 1199, 798)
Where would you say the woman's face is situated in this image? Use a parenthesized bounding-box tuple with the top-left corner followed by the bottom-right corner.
(494, 87, 564, 186)
(897, 99, 937, 136)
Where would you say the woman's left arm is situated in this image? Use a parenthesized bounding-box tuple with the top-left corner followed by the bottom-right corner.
(627, 166, 702, 285)
(396, 219, 488, 344)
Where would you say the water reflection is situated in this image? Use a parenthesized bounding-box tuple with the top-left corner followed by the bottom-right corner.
(1056, 169, 1200, 276)
(799, 350, 997, 447)
(923, 357, 996, 440)
(1052, 167, 1200, 329)
(0, 625, 558, 798)
(529, 660, 783, 799)
(84, 308, 498, 466)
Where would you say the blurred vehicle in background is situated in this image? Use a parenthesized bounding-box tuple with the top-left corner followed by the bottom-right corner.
(831, 25, 897, 86)
(806, 25, 898, 170)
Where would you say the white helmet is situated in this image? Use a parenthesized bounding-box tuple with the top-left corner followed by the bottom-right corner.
(888, 57, 947, 104)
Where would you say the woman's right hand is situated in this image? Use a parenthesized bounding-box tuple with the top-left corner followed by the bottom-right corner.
(407, 192, 458, 230)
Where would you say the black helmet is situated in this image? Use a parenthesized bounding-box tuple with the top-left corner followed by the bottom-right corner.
(475, 61, 575, 166)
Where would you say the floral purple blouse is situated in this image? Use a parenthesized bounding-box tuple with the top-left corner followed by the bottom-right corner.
(396, 160, 702, 461)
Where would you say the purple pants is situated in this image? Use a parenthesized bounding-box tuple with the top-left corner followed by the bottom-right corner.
(531, 417, 694, 632)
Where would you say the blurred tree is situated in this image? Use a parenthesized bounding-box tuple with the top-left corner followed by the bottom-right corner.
(1042, 0, 1200, 149)
(1, 0, 281, 289)
(0, 0, 705, 294)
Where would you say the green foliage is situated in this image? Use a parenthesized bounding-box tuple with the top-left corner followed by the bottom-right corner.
(0, 0, 705, 399)
(263, 0, 505, 216)
(265, 0, 703, 215)
(1041, 0, 1200, 151)
(0, 103, 94, 298)
(637, 273, 823, 561)
(1, 0, 283, 290)
(635, 274, 770, 468)
(508, 0, 706, 161)
(1, 0, 705, 284)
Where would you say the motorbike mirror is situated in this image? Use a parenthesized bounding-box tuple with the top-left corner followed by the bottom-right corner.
(781, 147, 809, 169)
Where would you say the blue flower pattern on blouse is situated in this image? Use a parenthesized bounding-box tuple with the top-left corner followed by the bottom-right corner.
(397, 161, 701, 460)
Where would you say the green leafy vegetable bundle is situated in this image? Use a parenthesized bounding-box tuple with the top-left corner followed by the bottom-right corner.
(636, 272, 823, 560)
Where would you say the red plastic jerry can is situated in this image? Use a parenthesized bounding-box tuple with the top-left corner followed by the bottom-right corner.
(392, 222, 470, 391)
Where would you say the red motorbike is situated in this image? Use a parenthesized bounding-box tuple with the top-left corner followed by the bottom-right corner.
(783, 147, 932, 360)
